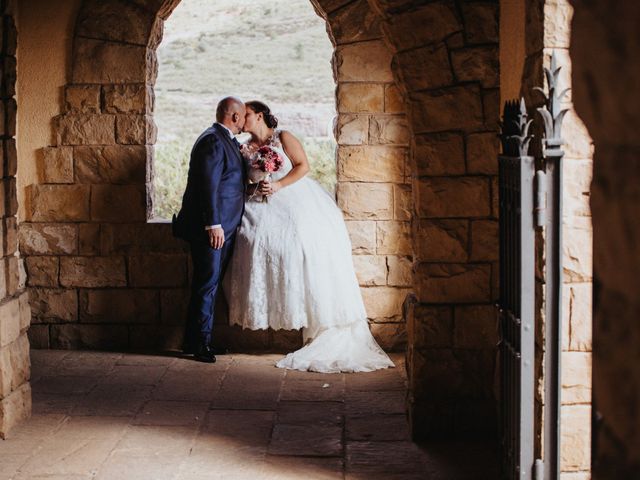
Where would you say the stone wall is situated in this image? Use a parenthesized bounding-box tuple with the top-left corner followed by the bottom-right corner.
(0, 1, 32, 438)
(570, 1, 640, 477)
(23, 0, 412, 353)
(18, 0, 506, 440)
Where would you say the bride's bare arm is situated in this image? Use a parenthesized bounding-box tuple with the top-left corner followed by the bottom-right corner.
(261, 130, 310, 194)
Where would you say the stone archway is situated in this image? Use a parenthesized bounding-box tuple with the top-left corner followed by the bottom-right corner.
(20, 0, 501, 440)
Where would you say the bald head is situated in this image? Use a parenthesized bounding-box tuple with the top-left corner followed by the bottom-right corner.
(216, 96, 244, 122)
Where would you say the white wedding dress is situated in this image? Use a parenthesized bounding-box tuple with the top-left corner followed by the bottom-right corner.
(225, 130, 394, 373)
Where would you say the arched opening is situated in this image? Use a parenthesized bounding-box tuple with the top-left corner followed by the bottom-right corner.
(152, 0, 337, 220)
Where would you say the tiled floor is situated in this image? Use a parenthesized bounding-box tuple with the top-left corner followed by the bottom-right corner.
(0, 350, 498, 479)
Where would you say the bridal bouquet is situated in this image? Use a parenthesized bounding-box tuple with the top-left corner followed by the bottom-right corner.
(246, 145, 284, 202)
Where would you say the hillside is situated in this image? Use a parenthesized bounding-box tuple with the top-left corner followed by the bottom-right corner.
(153, 0, 337, 218)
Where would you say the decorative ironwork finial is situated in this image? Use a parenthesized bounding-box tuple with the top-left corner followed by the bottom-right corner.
(500, 97, 533, 157)
(535, 51, 569, 158)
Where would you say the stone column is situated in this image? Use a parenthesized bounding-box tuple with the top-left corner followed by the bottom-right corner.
(0, 5, 32, 438)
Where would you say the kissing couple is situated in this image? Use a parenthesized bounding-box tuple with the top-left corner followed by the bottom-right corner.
(173, 96, 394, 373)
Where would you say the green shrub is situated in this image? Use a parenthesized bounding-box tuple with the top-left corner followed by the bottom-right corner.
(153, 136, 337, 220)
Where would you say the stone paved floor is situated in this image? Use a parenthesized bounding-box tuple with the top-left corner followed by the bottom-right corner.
(0, 351, 498, 480)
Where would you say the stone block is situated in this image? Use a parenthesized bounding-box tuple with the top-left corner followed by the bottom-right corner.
(353, 255, 387, 286)
(328, 0, 381, 45)
(377, 221, 411, 255)
(387, 255, 412, 287)
(560, 405, 591, 471)
(337, 83, 384, 113)
(0, 298, 21, 347)
(100, 222, 186, 255)
(451, 47, 499, 89)
(385, 84, 404, 114)
(41, 147, 73, 184)
(369, 115, 410, 145)
(562, 109, 593, 160)
(27, 325, 49, 349)
(160, 288, 189, 325)
(396, 43, 453, 91)
(80, 289, 159, 324)
(4, 139, 17, 178)
(461, 3, 499, 44)
(417, 177, 491, 218)
(50, 324, 129, 350)
(5, 256, 19, 297)
(116, 115, 157, 145)
(2, 56, 16, 98)
(19, 223, 78, 255)
(411, 86, 484, 133)
(129, 254, 188, 288)
(564, 160, 592, 218)
(75, 145, 148, 184)
(91, 184, 147, 222)
(337, 146, 405, 183)
(64, 85, 101, 113)
(370, 322, 406, 352)
(5, 99, 16, 137)
(79, 223, 101, 255)
(77, 0, 155, 45)
(415, 219, 468, 262)
(19, 293, 30, 333)
(313, 0, 353, 15)
(414, 132, 465, 176)
(60, 256, 126, 288)
(3, 217, 18, 258)
(562, 351, 591, 404)
(335, 40, 393, 82)
(0, 383, 31, 439)
(394, 184, 412, 221)
(29, 185, 90, 222)
(563, 222, 593, 282)
(564, 283, 592, 352)
(470, 220, 499, 261)
(410, 305, 453, 348)
(29, 288, 78, 322)
(361, 286, 411, 320)
(483, 88, 500, 131)
(467, 132, 499, 174)
(543, 0, 573, 49)
(55, 114, 115, 146)
(103, 83, 149, 114)
(0, 334, 30, 398)
(345, 220, 376, 255)
(416, 263, 491, 303)
(337, 182, 393, 220)
(72, 37, 147, 84)
(385, 2, 462, 51)
(25, 256, 59, 288)
(129, 324, 183, 350)
(453, 305, 498, 348)
(336, 115, 368, 145)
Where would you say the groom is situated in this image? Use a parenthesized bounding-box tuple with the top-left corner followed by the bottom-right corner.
(172, 96, 246, 363)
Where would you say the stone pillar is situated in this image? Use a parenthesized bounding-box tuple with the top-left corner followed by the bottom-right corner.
(0, 5, 32, 438)
(522, 0, 593, 475)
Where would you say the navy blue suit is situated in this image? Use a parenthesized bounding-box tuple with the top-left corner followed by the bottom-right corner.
(173, 123, 245, 348)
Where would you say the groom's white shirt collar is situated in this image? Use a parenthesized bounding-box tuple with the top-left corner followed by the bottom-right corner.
(215, 122, 235, 139)
(205, 122, 236, 232)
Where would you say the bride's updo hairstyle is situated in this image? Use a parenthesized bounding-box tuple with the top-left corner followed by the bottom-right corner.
(246, 100, 279, 129)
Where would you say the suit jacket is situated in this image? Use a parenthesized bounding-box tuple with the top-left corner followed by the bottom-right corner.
(172, 123, 246, 241)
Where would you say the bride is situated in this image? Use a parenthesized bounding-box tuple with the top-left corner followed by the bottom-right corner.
(225, 100, 394, 373)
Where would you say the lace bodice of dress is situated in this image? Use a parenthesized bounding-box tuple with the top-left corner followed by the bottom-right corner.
(240, 129, 293, 182)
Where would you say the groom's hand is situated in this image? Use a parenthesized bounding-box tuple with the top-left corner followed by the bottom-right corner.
(208, 227, 225, 249)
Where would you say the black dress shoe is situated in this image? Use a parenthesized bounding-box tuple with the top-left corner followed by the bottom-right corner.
(194, 343, 216, 363)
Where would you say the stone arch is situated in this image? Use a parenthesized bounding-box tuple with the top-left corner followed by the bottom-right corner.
(22, 0, 501, 439)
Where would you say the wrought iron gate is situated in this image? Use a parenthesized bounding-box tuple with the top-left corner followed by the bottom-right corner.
(498, 53, 567, 480)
